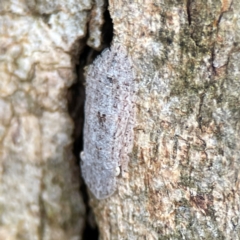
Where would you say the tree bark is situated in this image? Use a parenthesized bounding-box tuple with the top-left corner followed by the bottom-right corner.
(1, 0, 240, 239)
(90, 0, 240, 239)
(0, 1, 101, 239)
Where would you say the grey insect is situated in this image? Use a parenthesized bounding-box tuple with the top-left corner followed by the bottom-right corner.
(80, 44, 135, 199)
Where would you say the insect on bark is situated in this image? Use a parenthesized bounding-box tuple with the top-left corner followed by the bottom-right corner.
(80, 44, 136, 199)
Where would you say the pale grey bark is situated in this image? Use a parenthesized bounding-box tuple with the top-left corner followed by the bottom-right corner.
(90, 0, 240, 239)
(0, 0, 105, 239)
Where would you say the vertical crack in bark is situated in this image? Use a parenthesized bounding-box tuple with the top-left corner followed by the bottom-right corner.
(197, 93, 205, 132)
(67, 1, 113, 238)
(210, 45, 217, 76)
(216, 0, 233, 27)
(186, 0, 192, 25)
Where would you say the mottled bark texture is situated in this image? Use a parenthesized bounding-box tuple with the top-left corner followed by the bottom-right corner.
(90, 0, 240, 239)
(0, 0, 105, 239)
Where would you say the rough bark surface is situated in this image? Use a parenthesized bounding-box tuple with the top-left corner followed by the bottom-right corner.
(0, 1, 105, 239)
(90, 0, 240, 239)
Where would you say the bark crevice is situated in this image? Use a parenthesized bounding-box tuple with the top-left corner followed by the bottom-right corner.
(67, 1, 113, 238)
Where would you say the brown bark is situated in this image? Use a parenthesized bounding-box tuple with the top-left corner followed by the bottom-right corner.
(90, 0, 240, 239)
(1, 0, 240, 239)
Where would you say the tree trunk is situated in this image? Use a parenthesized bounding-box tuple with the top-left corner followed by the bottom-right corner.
(90, 0, 240, 239)
(1, 0, 240, 239)
(0, 1, 98, 239)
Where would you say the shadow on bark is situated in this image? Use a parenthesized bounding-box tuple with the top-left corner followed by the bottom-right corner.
(67, 1, 113, 238)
